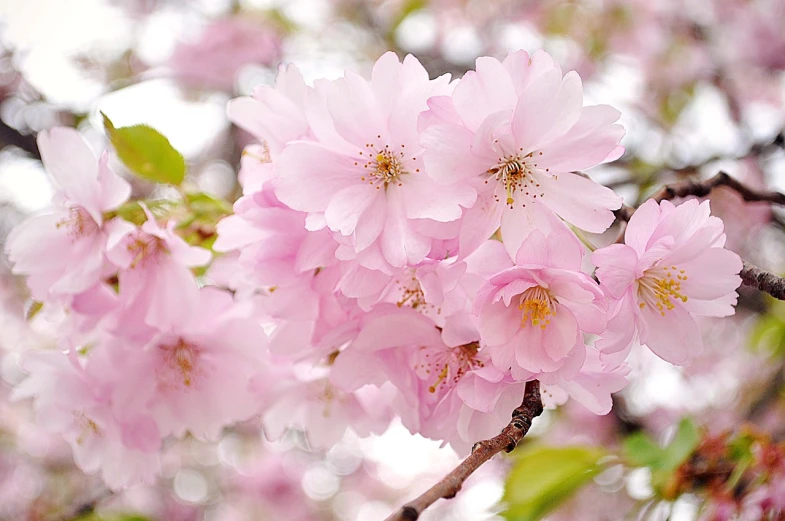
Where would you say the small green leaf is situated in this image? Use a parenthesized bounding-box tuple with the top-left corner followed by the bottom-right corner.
(102, 113, 186, 185)
(109, 199, 178, 226)
(623, 432, 665, 468)
(662, 418, 700, 470)
(623, 419, 700, 472)
(503, 445, 607, 521)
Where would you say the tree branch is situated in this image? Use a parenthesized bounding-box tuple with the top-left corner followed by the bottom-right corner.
(0, 117, 39, 158)
(741, 261, 785, 301)
(651, 171, 785, 205)
(384, 380, 544, 521)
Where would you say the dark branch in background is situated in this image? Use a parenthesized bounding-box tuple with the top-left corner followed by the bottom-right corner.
(384, 381, 544, 521)
(614, 171, 785, 301)
(0, 117, 39, 159)
(652, 171, 785, 205)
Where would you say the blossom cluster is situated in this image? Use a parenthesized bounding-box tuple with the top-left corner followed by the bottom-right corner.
(5, 50, 744, 488)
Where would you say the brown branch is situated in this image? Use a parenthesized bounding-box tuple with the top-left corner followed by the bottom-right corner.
(384, 380, 544, 521)
(651, 171, 785, 205)
(741, 261, 785, 301)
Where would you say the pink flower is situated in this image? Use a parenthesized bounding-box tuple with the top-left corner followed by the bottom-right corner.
(228, 64, 311, 159)
(419, 50, 624, 256)
(110, 287, 266, 440)
(592, 199, 743, 365)
(213, 175, 337, 290)
(543, 349, 630, 415)
(12, 350, 160, 490)
(106, 205, 211, 337)
(328, 305, 521, 454)
(5, 127, 131, 301)
(274, 52, 475, 268)
(473, 228, 606, 383)
(168, 17, 281, 92)
(259, 363, 397, 448)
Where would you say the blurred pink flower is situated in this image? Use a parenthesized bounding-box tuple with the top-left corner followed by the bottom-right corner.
(5, 127, 131, 301)
(13, 350, 160, 490)
(169, 17, 282, 91)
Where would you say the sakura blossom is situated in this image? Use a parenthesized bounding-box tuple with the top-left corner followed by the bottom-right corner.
(274, 52, 475, 268)
(592, 199, 743, 365)
(419, 50, 625, 256)
(474, 228, 606, 383)
(5, 128, 131, 301)
(2, 13, 780, 518)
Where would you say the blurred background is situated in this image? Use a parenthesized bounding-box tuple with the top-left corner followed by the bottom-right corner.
(1, 0, 785, 520)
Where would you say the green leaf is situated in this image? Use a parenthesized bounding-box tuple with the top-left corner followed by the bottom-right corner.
(662, 418, 700, 470)
(109, 199, 178, 226)
(102, 113, 186, 185)
(503, 445, 607, 521)
(623, 418, 700, 472)
(623, 432, 665, 468)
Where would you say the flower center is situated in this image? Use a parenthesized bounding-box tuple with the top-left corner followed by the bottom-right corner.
(73, 410, 102, 445)
(57, 207, 99, 239)
(518, 286, 556, 329)
(358, 139, 419, 190)
(126, 231, 167, 269)
(416, 342, 484, 396)
(396, 272, 429, 310)
(487, 151, 551, 209)
(158, 338, 200, 389)
(637, 265, 689, 316)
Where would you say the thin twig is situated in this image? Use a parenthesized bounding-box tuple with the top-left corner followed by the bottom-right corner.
(384, 380, 544, 521)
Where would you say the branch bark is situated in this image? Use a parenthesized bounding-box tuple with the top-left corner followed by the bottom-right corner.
(651, 171, 785, 205)
(384, 380, 544, 521)
(741, 261, 785, 301)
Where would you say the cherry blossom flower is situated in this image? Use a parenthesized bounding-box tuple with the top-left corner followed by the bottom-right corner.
(419, 50, 624, 256)
(12, 350, 160, 490)
(227, 63, 312, 159)
(106, 205, 211, 337)
(473, 228, 606, 383)
(274, 52, 475, 268)
(168, 16, 281, 92)
(592, 199, 743, 365)
(109, 287, 266, 440)
(5, 127, 131, 301)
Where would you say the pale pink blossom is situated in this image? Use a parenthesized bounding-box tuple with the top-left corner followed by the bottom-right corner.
(543, 349, 630, 415)
(419, 50, 624, 256)
(169, 17, 281, 92)
(328, 305, 521, 454)
(106, 205, 211, 337)
(227, 64, 312, 159)
(274, 52, 475, 268)
(592, 199, 743, 365)
(12, 350, 160, 489)
(5, 127, 131, 301)
(259, 362, 397, 448)
(474, 228, 606, 383)
(109, 287, 266, 440)
(213, 177, 337, 291)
